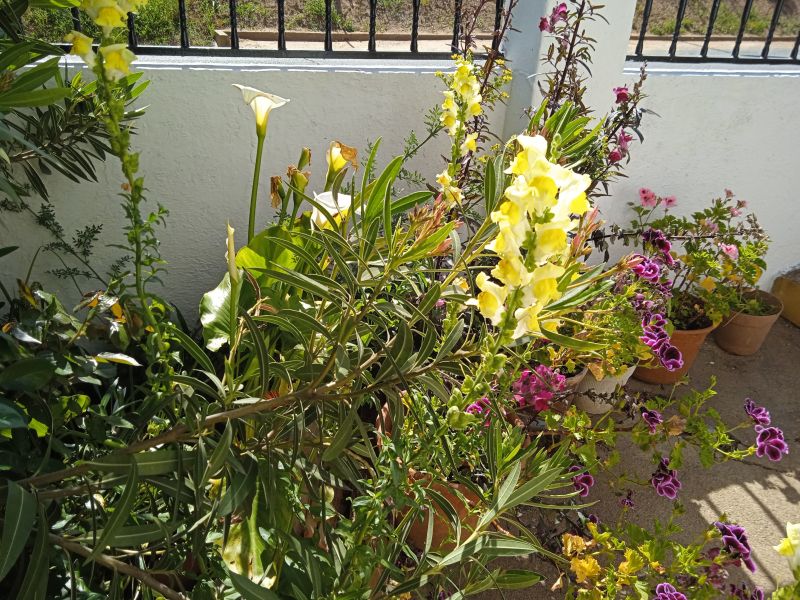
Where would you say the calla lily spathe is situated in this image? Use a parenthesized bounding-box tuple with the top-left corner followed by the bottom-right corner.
(233, 84, 289, 138)
(311, 191, 352, 230)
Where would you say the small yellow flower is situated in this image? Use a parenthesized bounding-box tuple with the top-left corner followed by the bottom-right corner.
(570, 555, 601, 583)
(466, 272, 507, 326)
(492, 255, 530, 288)
(98, 43, 136, 81)
(460, 132, 478, 155)
(512, 302, 544, 339)
(618, 548, 645, 575)
(774, 522, 800, 571)
(81, 0, 126, 32)
(436, 170, 452, 188)
(562, 533, 587, 557)
(534, 221, 570, 263)
(64, 31, 95, 67)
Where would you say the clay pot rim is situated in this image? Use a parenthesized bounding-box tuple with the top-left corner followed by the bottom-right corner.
(729, 289, 785, 319)
(671, 321, 717, 336)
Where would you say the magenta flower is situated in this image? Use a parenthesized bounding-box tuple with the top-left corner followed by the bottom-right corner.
(754, 425, 789, 462)
(608, 147, 623, 163)
(654, 583, 687, 600)
(620, 490, 635, 508)
(719, 243, 739, 261)
(435, 299, 446, 309)
(663, 195, 677, 208)
(715, 521, 756, 572)
(641, 409, 663, 434)
(617, 130, 633, 151)
(743, 398, 770, 426)
(730, 206, 742, 217)
(613, 85, 630, 104)
(651, 457, 682, 500)
(659, 344, 684, 372)
(639, 187, 657, 207)
(569, 466, 594, 498)
(513, 365, 565, 412)
(631, 255, 661, 282)
(553, 2, 568, 19)
(538, 16, 552, 32)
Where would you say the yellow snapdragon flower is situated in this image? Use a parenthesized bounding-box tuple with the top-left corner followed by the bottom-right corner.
(64, 31, 95, 67)
(81, 0, 126, 33)
(460, 132, 477, 155)
(466, 272, 507, 326)
(774, 522, 800, 572)
(99, 44, 136, 81)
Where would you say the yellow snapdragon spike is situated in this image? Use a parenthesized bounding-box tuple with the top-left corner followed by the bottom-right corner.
(232, 84, 289, 138)
(531, 175, 558, 211)
(531, 262, 566, 304)
(436, 170, 452, 188)
(99, 44, 136, 81)
(95, 5, 125, 28)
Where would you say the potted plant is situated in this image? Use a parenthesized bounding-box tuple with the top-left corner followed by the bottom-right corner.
(615, 190, 727, 384)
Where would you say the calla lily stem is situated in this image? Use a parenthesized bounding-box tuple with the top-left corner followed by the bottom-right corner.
(248, 133, 265, 243)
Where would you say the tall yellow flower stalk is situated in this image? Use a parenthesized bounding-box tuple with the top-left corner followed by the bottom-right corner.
(468, 134, 591, 339)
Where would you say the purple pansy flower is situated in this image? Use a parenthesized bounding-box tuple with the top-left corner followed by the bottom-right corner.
(631, 255, 661, 282)
(744, 398, 770, 426)
(715, 521, 756, 572)
(642, 408, 663, 434)
(569, 466, 594, 498)
(729, 583, 764, 600)
(754, 425, 789, 462)
(620, 490, 635, 508)
(651, 457, 682, 500)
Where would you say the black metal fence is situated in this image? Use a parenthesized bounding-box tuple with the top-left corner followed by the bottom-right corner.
(630, 0, 800, 64)
(64, 0, 505, 59)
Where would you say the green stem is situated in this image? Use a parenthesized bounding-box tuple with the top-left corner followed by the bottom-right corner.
(248, 134, 265, 243)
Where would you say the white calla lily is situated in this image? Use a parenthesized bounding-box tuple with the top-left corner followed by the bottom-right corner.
(233, 84, 289, 138)
(311, 191, 353, 229)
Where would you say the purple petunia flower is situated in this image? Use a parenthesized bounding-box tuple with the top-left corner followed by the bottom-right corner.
(620, 490, 635, 509)
(651, 457, 682, 500)
(715, 521, 756, 572)
(654, 583, 687, 600)
(743, 398, 770, 426)
(631, 254, 661, 282)
(642, 409, 663, 434)
(659, 344, 684, 372)
(569, 466, 594, 498)
(754, 425, 789, 462)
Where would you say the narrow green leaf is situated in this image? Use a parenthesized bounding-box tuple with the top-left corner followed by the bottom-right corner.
(16, 505, 48, 600)
(167, 324, 216, 374)
(89, 458, 139, 559)
(228, 569, 281, 600)
(94, 352, 141, 367)
(0, 481, 36, 580)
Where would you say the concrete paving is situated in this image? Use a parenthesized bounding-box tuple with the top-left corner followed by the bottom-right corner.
(479, 317, 800, 598)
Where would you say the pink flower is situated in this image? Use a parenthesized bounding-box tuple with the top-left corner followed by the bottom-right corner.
(663, 195, 677, 208)
(725, 188, 735, 199)
(703, 219, 719, 234)
(539, 16, 552, 32)
(639, 187, 657, 208)
(617, 130, 633, 151)
(613, 86, 630, 104)
(720, 243, 739, 261)
(730, 207, 742, 217)
(737, 199, 748, 209)
(608, 148, 623, 163)
(553, 2, 568, 20)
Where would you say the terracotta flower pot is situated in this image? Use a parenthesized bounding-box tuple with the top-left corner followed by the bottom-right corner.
(573, 365, 636, 414)
(633, 323, 715, 385)
(715, 290, 783, 356)
(374, 405, 482, 552)
(405, 469, 481, 552)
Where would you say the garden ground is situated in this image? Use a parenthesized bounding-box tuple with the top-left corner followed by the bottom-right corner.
(482, 317, 800, 598)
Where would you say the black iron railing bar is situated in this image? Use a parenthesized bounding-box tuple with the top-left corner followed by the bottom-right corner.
(700, 0, 722, 58)
(668, 0, 689, 57)
(127, 13, 138, 50)
(451, 0, 463, 53)
(634, 0, 654, 57)
(732, 0, 755, 58)
(228, 0, 239, 49)
(178, 0, 189, 48)
(762, 0, 785, 59)
(368, 0, 377, 53)
(411, 0, 421, 53)
(324, 0, 333, 52)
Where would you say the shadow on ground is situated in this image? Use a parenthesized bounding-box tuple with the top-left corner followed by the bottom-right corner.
(478, 318, 800, 599)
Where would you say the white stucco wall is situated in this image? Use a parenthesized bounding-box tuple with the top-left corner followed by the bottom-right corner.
(598, 64, 800, 287)
(1, 56, 504, 316)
